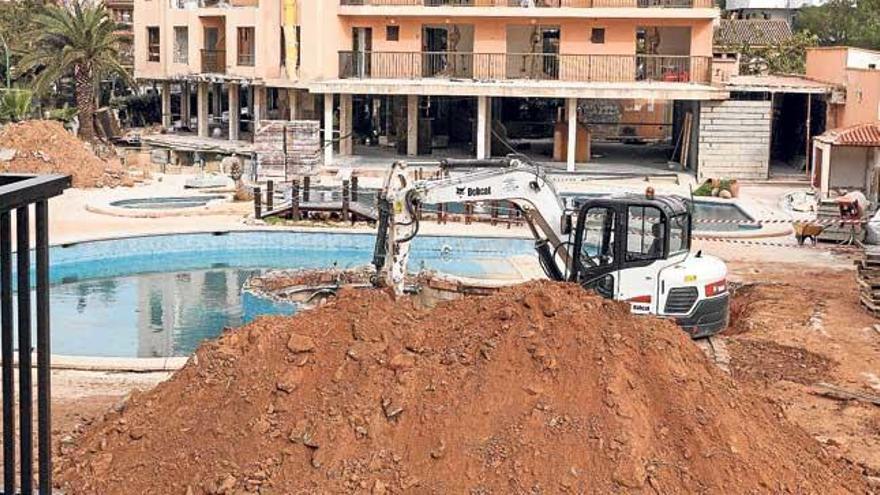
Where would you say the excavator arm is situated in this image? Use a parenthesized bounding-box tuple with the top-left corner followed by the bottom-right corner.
(372, 158, 572, 295)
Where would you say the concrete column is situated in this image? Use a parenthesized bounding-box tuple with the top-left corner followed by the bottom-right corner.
(212, 83, 222, 121)
(566, 97, 578, 172)
(407, 94, 419, 157)
(324, 93, 334, 165)
(288, 89, 299, 121)
(197, 81, 209, 138)
(181, 82, 192, 130)
(476, 95, 490, 159)
(253, 86, 265, 128)
(228, 82, 240, 141)
(340, 94, 353, 156)
(161, 81, 172, 129)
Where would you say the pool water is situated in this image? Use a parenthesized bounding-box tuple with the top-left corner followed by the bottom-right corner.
(110, 195, 226, 210)
(25, 232, 535, 358)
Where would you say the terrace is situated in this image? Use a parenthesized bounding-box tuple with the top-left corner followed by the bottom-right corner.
(338, 51, 712, 84)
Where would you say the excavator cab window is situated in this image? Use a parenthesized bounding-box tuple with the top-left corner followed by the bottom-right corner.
(625, 205, 666, 263)
(571, 205, 619, 298)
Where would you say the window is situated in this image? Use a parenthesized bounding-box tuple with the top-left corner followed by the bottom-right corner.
(386, 25, 400, 41)
(591, 28, 605, 44)
(579, 207, 616, 268)
(237, 27, 255, 66)
(147, 27, 160, 62)
(626, 206, 665, 262)
(173, 26, 188, 64)
(669, 214, 690, 255)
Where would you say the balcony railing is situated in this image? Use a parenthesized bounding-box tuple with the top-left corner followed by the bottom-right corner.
(339, 51, 712, 84)
(201, 49, 226, 73)
(1, 173, 71, 495)
(238, 52, 255, 66)
(341, 0, 715, 8)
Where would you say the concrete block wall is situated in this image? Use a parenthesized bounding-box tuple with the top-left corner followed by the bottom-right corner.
(698, 100, 772, 181)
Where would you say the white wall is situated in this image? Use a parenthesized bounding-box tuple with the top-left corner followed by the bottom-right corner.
(829, 146, 870, 191)
(846, 48, 880, 70)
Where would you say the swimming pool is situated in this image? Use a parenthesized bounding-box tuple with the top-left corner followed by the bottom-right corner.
(24, 232, 535, 358)
(110, 195, 226, 210)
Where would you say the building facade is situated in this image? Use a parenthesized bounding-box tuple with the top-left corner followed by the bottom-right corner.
(807, 47, 880, 130)
(133, 0, 726, 171)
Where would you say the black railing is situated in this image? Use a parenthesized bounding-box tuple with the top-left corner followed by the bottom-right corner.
(0, 173, 70, 495)
(341, 0, 714, 7)
(339, 51, 712, 84)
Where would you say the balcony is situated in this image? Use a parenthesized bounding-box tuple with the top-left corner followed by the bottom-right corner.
(201, 49, 227, 73)
(340, 0, 715, 8)
(338, 51, 711, 84)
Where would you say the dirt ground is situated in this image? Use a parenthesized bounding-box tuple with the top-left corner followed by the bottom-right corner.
(40, 252, 880, 490)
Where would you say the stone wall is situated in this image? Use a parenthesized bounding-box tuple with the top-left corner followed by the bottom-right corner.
(698, 100, 772, 181)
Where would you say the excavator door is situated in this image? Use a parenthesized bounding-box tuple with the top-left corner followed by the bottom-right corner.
(569, 202, 621, 299)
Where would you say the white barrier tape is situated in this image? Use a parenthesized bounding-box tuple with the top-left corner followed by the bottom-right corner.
(693, 236, 860, 250)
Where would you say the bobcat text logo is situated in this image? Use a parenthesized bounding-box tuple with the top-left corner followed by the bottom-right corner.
(462, 187, 491, 197)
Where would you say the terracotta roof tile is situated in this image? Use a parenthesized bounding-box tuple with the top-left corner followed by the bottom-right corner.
(818, 122, 880, 147)
(714, 20, 794, 48)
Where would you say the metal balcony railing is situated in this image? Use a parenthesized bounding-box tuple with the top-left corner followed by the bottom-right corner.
(340, 0, 715, 8)
(237, 52, 255, 66)
(339, 51, 712, 84)
(201, 49, 226, 73)
(0, 173, 71, 495)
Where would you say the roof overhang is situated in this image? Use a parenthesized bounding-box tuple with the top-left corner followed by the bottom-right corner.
(307, 79, 729, 101)
(724, 75, 835, 95)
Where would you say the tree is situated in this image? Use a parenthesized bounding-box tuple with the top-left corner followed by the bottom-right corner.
(0, 0, 41, 88)
(736, 31, 819, 75)
(0, 89, 33, 122)
(795, 0, 880, 49)
(17, 1, 130, 141)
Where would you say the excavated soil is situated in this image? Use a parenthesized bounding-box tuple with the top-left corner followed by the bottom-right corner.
(55, 282, 865, 494)
(0, 120, 128, 188)
(727, 283, 819, 336)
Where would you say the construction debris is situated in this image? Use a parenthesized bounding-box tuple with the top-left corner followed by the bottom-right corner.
(254, 120, 321, 179)
(811, 382, 880, 406)
(0, 120, 129, 188)
(55, 282, 866, 494)
(857, 247, 880, 315)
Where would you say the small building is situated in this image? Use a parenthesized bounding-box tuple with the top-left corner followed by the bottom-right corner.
(813, 122, 880, 203)
(806, 47, 880, 129)
(724, 0, 825, 24)
(712, 19, 793, 83)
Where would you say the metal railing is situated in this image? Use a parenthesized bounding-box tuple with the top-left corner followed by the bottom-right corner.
(0, 173, 71, 495)
(339, 51, 712, 84)
(341, 0, 714, 7)
(237, 51, 255, 66)
(201, 49, 226, 73)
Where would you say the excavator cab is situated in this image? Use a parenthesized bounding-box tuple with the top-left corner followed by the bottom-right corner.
(568, 194, 729, 338)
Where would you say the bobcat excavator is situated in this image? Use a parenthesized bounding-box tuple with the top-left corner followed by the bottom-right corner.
(371, 157, 729, 338)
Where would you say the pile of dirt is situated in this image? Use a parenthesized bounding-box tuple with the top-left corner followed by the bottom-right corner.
(55, 282, 865, 494)
(0, 120, 128, 188)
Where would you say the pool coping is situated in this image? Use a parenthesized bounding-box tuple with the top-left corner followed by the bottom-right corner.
(85, 193, 241, 218)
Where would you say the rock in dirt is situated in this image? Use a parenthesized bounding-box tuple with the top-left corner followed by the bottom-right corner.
(55, 282, 867, 494)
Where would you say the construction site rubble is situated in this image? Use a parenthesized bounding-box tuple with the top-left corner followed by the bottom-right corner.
(0, 120, 129, 188)
(55, 282, 866, 494)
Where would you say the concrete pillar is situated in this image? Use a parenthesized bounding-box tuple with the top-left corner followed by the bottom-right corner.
(197, 81, 209, 138)
(477, 95, 490, 159)
(228, 82, 240, 141)
(288, 89, 299, 121)
(181, 82, 192, 130)
(324, 93, 334, 165)
(566, 97, 578, 172)
(407, 94, 419, 157)
(212, 83, 222, 121)
(340, 94, 353, 156)
(161, 81, 172, 129)
(253, 86, 265, 128)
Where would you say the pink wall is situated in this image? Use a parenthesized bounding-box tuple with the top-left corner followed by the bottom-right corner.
(807, 48, 880, 128)
(338, 17, 712, 56)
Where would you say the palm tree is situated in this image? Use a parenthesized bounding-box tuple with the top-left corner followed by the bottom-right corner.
(17, 1, 130, 141)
